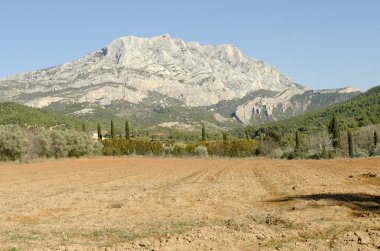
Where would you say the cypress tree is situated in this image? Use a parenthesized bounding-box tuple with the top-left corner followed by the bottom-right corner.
(329, 112, 341, 151)
(111, 120, 115, 139)
(125, 120, 130, 140)
(293, 130, 303, 159)
(222, 132, 228, 156)
(370, 131, 379, 156)
(97, 124, 102, 140)
(255, 133, 264, 156)
(201, 124, 206, 141)
(348, 130, 354, 157)
(82, 122, 86, 133)
(374, 131, 378, 147)
(294, 130, 300, 153)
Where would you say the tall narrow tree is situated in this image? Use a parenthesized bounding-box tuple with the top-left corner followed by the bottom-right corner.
(110, 120, 115, 139)
(222, 132, 228, 156)
(82, 122, 86, 133)
(201, 124, 206, 141)
(328, 111, 341, 151)
(374, 131, 378, 147)
(125, 120, 130, 140)
(294, 130, 300, 153)
(348, 130, 354, 157)
(97, 124, 102, 140)
(370, 131, 379, 156)
(255, 132, 265, 156)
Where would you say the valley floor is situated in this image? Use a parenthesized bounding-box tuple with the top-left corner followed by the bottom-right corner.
(0, 157, 379, 251)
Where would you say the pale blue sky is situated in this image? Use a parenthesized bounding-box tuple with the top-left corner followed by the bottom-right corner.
(0, 0, 379, 90)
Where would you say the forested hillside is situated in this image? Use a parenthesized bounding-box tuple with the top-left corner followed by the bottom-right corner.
(0, 102, 85, 129)
(242, 85, 380, 138)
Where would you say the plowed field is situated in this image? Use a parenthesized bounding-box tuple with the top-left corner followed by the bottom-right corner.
(0, 157, 379, 250)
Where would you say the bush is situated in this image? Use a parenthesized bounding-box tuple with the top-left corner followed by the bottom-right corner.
(102, 139, 163, 156)
(306, 150, 335, 159)
(194, 145, 208, 157)
(65, 130, 102, 157)
(0, 125, 28, 161)
(150, 141, 164, 155)
(268, 148, 284, 159)
(50, 130, 69, 158)
(0, 125, 102, 161)
(27, 127, 52, 158)
(369, 145, 380, 156)
(226, 139, 258, 157)
(163, 145, 174, 156)
(172, 142, 187, 157)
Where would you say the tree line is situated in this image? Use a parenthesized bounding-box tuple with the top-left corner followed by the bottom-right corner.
(97, 113, 379, 159)
(0, 111, 377, 161)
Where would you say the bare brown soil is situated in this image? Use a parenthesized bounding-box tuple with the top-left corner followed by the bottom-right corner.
(0, 157, 379, 251)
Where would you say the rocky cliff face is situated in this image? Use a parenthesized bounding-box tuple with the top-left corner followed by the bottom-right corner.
(0, 34, 359, 127)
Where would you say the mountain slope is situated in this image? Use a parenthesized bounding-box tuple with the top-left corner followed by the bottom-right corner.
(242, 85, 380, 137)
(0, 102, 86, 129)
(0, 34, 359, 127)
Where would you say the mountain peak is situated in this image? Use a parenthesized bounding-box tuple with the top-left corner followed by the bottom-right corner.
(0, 34, 359, 126)
(0, 34, 302, 107)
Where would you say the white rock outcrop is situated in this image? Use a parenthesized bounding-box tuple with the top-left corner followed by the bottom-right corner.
(0, 34, 298, 107)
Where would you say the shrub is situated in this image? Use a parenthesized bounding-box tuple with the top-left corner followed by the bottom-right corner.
(194, 145, 208, 157)
(66, 130, 102, 157)
(101, 139, 163, 156)
(134, 140, 152, 155)
(268, 148, 284, 159)
(0, 125, 28, 161)
(150, 141, 163, 155)
(50, 130, 69, 158)
(226, 139, 257, 157)
(203, 141, 224, 156)
(163, 145, 174, 156)
(27, 127, 52, 158)
(172, 142, 187, 157)
(0, 126, 101, 161)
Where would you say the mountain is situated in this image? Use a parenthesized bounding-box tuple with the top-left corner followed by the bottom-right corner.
(0, 34, 360, 128)
(241, 85, 380, 137)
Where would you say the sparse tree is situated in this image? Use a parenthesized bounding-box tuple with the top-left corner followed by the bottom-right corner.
(125, 120, 130, 140)
(111, 120, 115, 139)
(306, 131, 333, 158)
(201, 124, 206, 141)
(328, 111, 341, 151)
(97, 124, 102, 140)
(348, 130, 354, 157)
